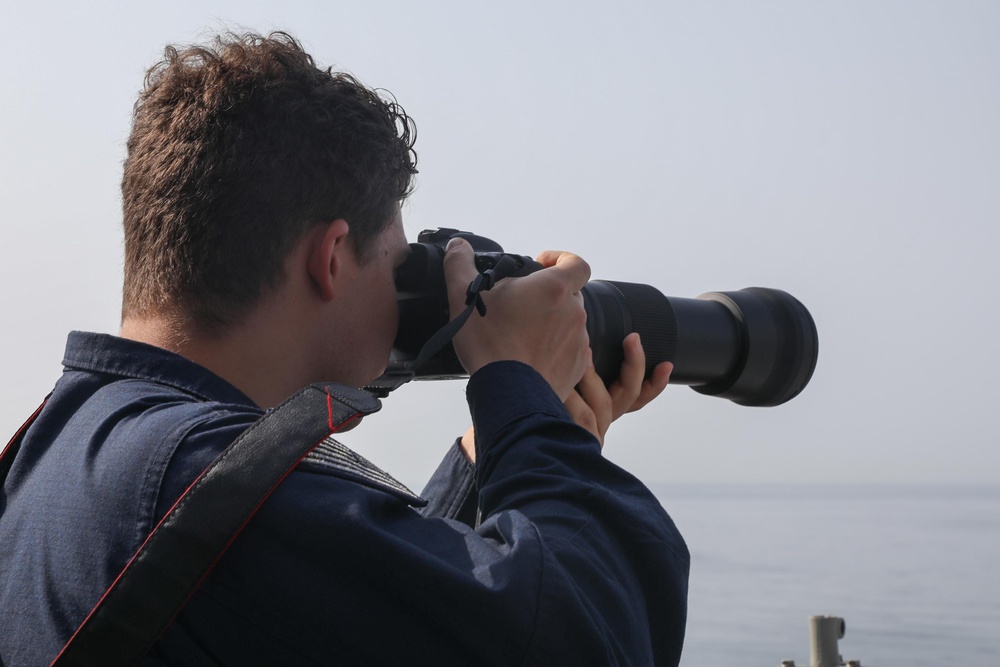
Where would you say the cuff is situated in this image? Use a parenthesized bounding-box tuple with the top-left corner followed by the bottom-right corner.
(466, 361, 569, 457)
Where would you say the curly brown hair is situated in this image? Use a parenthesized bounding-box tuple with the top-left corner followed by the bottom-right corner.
(121, 31, 417, 334)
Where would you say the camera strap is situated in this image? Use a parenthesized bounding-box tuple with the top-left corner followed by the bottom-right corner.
(46, 383, 380, 666)
(366, 254, 524, 397)
(0, 397, 49, 487)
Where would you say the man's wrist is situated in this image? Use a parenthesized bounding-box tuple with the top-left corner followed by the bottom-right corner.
(459, 426, 476, 463)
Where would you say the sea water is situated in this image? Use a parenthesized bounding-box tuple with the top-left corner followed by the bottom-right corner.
(651, 484, 1000, 666)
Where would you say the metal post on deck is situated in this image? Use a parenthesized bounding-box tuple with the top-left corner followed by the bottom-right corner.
(779, 615, 864, 667)
(809, 615, 845, 667)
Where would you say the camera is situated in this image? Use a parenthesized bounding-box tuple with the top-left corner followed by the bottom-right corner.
(373, 228, 818, 407)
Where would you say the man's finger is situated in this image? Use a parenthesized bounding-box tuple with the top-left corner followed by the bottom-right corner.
(627, 362, 673, 413)
(442, 238, 479, 316)
(609, 333, 645, 417)
(534, 250, 592, 291)
(576, 360, 611, 429)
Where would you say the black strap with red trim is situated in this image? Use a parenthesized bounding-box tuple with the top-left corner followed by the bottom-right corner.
(0, 396, 48, 485)
(36, 383, 380, 666)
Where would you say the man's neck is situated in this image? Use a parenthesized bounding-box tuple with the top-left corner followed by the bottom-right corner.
(120, 307, 313, 409)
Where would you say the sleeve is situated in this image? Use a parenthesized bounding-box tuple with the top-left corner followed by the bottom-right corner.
(468, 361, 690, 666)
(419, 438, 479, 526)
(156, 361, 690, 667)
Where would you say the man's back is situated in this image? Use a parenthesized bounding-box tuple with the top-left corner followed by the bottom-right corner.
(0, 332, 260, 664)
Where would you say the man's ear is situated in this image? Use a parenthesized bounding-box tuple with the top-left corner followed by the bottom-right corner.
(306, 219, 352, 302)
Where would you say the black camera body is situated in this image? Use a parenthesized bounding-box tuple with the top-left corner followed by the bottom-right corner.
(382, 228, 818, 407)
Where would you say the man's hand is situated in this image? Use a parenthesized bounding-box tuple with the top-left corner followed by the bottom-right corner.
(443, 238, 591, 401)
(565, 333, 673, 446)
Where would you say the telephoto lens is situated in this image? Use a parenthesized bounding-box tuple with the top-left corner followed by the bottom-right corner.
(380, 228, 818, 407)
(581, 282, 817, 407)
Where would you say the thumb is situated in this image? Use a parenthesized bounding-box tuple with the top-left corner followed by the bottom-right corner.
(442, 238, 479, 318)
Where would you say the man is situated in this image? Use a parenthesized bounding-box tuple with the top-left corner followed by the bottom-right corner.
(0, 32, 688, 665)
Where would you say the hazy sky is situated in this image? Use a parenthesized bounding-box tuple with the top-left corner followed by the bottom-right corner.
(2, 1, 998, 489)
